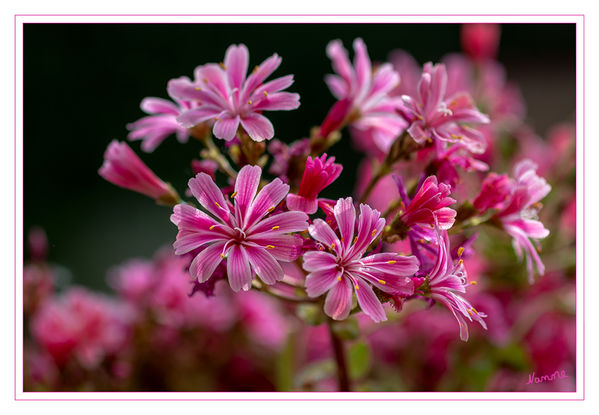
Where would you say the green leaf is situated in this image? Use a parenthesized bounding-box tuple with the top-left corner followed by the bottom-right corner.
(296, 304, 326, 326)
(348, 341, 371, 379)
(330, 317, 359, 340)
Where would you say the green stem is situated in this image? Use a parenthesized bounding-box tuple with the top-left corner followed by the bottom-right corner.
(327, 319, 351, 392)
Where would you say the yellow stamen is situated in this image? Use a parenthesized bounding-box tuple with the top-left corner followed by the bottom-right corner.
(378, 279, 386, 285)
(353, 236, 358, 244)
(209, 225, 216, 230)
(220, 253, 225, 258)
(194, 87, 202, 91)
(467, 309, 473, 316)
(203, 78, 209, 84)
(214, 201, 222, 209)
(337, 276, 342, 282)
(371, 229, 377, 237)
(471, 307, 478, 314)
(457, 247, 465, 257)
(230, 191, 238, 198)
(387, 260, 397, 265)
(340, 237, 344, 242)
(355, 284, 359, 290)
(330, 243, 335, 250)
(426, 137, 433, 143)
(253, 65, 259, 74)
(470, 281, 477, 285)
(248, 100, 252, 105)
(214, 117, 219, 121)
(266, 245, 275, 250)
(267, 206, 275, 213)
(263, 91, 268, 97)
(219, 62, 226, 70)
(458, 259, 464, 266)
(272, 226, 280, 231)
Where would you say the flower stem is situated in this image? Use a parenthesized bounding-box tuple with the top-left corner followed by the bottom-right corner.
(327, 319, 351, 392)
(201, 135, 238, 179)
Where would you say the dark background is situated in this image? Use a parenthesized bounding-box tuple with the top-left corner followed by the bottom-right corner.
(23, 23, 575, 290)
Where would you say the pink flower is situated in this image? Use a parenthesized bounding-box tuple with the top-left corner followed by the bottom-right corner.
(473, 172, 513, 212)
(433, 145, 489, 190)
(286, 154, 343, 214)
(172, 44, 300, 142)
(418, 227, 487, 341)
(302, 197, 419, 322)
(171, 164, 309, 292)
(461, 23, 501, 61)
(496, 160, 551, 282)
(31, 288, 130, 368)
(127, 96, 193, 152)
(401, 63, 490, 154)
(324, 38, 407, 153)
(99, 140, 178, 203)
(236, 290, 289, 350)
(397, 175, 457, 230)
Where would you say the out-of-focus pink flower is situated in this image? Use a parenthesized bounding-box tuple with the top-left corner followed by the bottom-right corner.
(99, 140, 179, 203)
(236, 290, 289, 350)
(401, 63, 490, 154)
(303, 197, 418, 322)
(473, 172, 513, 212)
(286, 154, 342, 214)
(396, 175, 457, 230)
(434, 144, 489, 190)
(109, 259, 155, 304)
(560, 197, 576, 240)
(31, 288, 130, 368)
(417, 226, 487, 341)
(172, 44, 300, 142)
(324, 38, 406, 153)
(267, 138, 310, 183)
(171, 165, 309, 292)
(24, 264, 54, 317)
(127, 96, 193, 152)
(461, 24, 501, 61)
(191, 159, 219, 180)
(354, 160, 399, 214)
(497, 160, 551, 283)
(27, 227, 48, 262)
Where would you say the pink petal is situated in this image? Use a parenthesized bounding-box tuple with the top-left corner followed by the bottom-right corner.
(242, 53, 282, 98)
(354, 277, 386, 322)
(213, 115, 240, 141)
(167, 77, 203, 102)
(173, 231, 223, 255)
(140, 97, 180, 115)
(247, 211, 309, 236)
(246, 178, 289, 227)
(246, 235, 302, 262)
(240, 113, 274, 142)
(333, 197, 356, 253)
(349, 204, 384, 259)
(308, 219, 341, 254)
(286, 194, 319, 215)
(324, 74, 348, 100)
(177, 106, 221, 128)
(305, 270, 339, 297)
(302, 251, 337, 273)
(244, 245, 283, 285)
(326, 40, 353, 87)
(227, 245, 252, 292)
(324, 277, 353, 320)
(353, 38, 372, 101)
(224, 44, 249, 90)
(189, 242, 226, 282)
(188, 173, 230, 222)
(195, 64, 229, 99)
(252, 92, 300, 111)
(234, 164, 261, 224)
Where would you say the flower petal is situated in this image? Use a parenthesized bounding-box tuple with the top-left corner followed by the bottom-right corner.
(213, 115, 241, 141)
(189, 242, 226, 282)
(224, 44, 249, 90)
(240, 113, 274, 142)
(308, 219, 341, 254)
(245, 244, 283, 285)
(305, 270, 339, 297)
(354, 277, 386, 322)
(234, 164, 261, 224)
(302, 251, 337, 273)
(247, 210, 309, 236)
(246, 235, 303, 262)
(140, 97, 180, 115)
(324, 277, 353, 320)
(188, 173, 231, 223)
(333, 197, 356, 253)
(246, 178, 289, 227)
(227, 245, 252, 292)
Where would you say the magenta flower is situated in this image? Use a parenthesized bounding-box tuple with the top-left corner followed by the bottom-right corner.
(99, 140, 178, 203)
(401, 62, 490, 154)
(127, 96, 193, 152)
(473, 172, 513, 212)
(303, 197, 419, 322)
(461, 23, 501, 61)
(418, 227, 487, 341)
(496, 160, 551, 282)
(324, 38, 406, 153)
(286, 154, 343, 214)
(172, 44, 300, 142)
(170, 165, 309, 292)
(397, 175, 457, 230)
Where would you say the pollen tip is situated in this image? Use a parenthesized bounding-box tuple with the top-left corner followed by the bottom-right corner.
(353, 236, 358, 244)
(209, 225, 216, 230)
(457, 247, 465, 257)
(387, 260, 397, 265)
(267, 206, 275, 213)
(263, 91, 268, 97)
(266, 245, 275, 250)
(272, 226, 280, 231)
(230, 191, 238, 198)
(470, 281, 477, 285)
(219, 62, 226, 70)
(337, 276, 342, 282)
(458, 259, 464, 266)
(247, 100, 252, 105)
(355, 284, 359, 290)
(378, 279, 386, 285)
(220, 253, 225, 258)
(371, 229, 377, 237)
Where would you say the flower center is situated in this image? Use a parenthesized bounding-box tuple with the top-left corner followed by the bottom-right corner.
(233, 227, 247, 242)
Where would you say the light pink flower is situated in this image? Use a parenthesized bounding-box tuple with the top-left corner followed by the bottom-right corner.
(496, 160, 551, 282)
(99, 140, 178, 203)
(286, 154, 342, 214)
(171, 165, 309, 292)
(397, 175, 457, 230)
(473, 172, 513, 212)
(127, 96, 193, 152)
(31, 288, 130, 368)
(303, 197, 419, 322)
(401, 62, 490, 154)
(461, 23, 501, 61)
(418, 227, 487, 341)
(172, 44, 300, 142)
(324, 38, 407, 153)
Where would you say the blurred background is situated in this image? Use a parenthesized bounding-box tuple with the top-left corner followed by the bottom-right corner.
(24, 23, 575, 289)
(23, 23, 576, 392)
